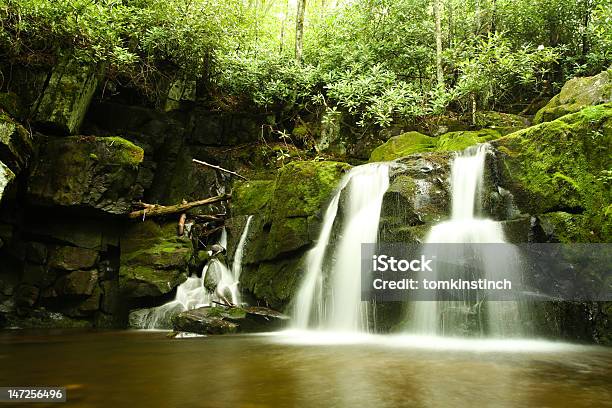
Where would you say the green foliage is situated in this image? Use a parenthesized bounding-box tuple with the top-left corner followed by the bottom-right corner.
(0, 0, 610, 127)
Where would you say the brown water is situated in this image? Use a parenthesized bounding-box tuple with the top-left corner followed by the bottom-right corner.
(0, 330, 611, 408)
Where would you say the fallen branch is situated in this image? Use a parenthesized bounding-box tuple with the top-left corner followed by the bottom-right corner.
(192, 159, 248, 181)
(128, 194, 231, 219)
(193, 214, 226, 222)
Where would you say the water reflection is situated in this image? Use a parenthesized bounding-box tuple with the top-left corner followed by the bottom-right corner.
(0, 330, 610, 407)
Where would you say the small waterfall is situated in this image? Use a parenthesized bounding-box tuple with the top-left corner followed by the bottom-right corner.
(410, 144, 523, 337)
(232, 215, 253, 282)
(133, 220, 253, 329)
(293, 163, 390, 332)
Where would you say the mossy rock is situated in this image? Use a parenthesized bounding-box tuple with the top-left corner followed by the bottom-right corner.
(270, 161, 352, 219)
(537, 212, 595, 243)
(493, 103, 612, 241)
(33, 58, 100, 135)
(172, 305, 288, 335)
(369, 129, 503, 162)
(369, 132, 437, 162)
(232, 179, 275, 216)
(534, 68, 612, 124)
(473, 111, 529, 130)
(0, 112, 34, 174)
(119, 220, 192, 298)
(436, 129, 503, 152)
(27, 135, 144, 214)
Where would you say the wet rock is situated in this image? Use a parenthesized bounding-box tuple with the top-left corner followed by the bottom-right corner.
(55, 270, 98, 296)
(535, 68, 612, 124)
(379, 153, 451, 240)
(48, 246, 98, 271)
(119, 221, 191, 298)
(33, 58, 99, 134)
(27, 135, 144, 214)
(171, 305, 289, 335)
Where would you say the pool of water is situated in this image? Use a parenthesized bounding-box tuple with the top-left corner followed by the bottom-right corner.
(1, 330, 611, 407)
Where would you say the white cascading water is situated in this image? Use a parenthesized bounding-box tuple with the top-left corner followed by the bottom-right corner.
(293, 163, 390, 332)
(231, 215, 253, 283)
(135, 220, 254, 329)
(410, 144, 523, 337)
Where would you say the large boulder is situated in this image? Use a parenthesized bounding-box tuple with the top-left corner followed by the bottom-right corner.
(492, 103, 612, 241)
(33, 59, 99, 134)
(119, 221, 192, 298)
(534, 68, 612, 124)
(369, 129, 503, 162)
(379, 153, 452, 242)
(369, 132, 437, 162)
(171, 305, 289, 335)
(230, 160, 350, 308)
(27, 136, 144, 214)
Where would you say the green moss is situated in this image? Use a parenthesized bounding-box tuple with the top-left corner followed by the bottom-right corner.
(494, 103, 612, 241)
(539, 212, 595, 243)
(369, 129, 504, 162)
(270, 161, 351, 218)
(534, 69, 612, 124)
(101, 136, 144, 166)
(232, 179, 275, 216)
(436, 129, 502, 151)
(369, 132, 436, 162)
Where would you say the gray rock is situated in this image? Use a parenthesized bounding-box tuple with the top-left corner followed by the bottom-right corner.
(171, 305, 289, 335)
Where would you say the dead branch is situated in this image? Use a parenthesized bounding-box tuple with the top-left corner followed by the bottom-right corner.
(128, 194, 231, 219)
(192, 158, 248, 181)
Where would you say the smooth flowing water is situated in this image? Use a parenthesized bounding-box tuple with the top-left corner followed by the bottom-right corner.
(1, 330, 610, 408)
(133, 220, 254, 329)
(231, 215, 253, 283)
(410, 144, 523, 336)
(293, 163, 389, 332)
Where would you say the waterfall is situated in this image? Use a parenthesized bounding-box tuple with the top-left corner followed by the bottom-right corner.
(293, 163, 390, 332)
(133, 220, 253, 329)
(410, 144, 523, 337)
(232, 215, 253, 282)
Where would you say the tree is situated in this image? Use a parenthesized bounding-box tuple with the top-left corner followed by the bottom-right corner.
(434, 0, 444, 88)
(295, 0, 307, 63)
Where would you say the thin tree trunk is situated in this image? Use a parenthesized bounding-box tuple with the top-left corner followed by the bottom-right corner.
(434, 0, 444, 88)
(471, 93, 477, 125)
(295, 0, 307, 63)
(279, 0, 289, 54)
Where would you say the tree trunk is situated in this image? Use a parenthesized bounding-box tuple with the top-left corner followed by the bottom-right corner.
(295, 0, 307, 63)
(128, 194, 231, 220)
(434, 0, 444, 88)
